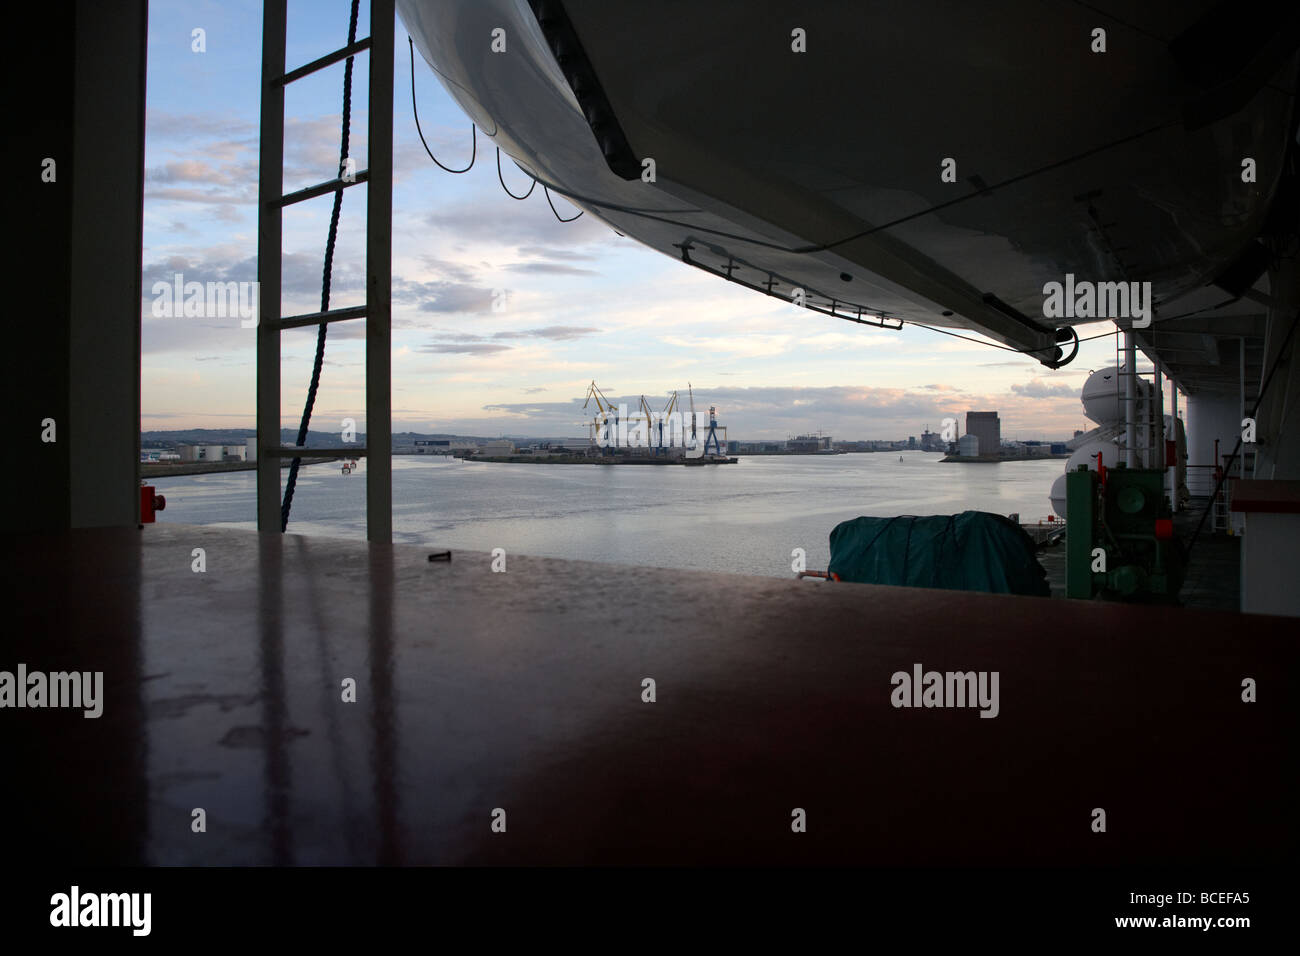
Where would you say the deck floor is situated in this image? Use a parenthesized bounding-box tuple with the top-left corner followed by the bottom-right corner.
(5, 523, 1294, 866)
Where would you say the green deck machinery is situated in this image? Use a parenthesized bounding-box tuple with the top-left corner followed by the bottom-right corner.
(1065, 464, 1184, 601)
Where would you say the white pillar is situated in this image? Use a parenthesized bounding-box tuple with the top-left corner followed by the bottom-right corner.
(1154, 360, 1164, 472)
(1124, 330, 1137, 468)
(1170, 381, 1179, 513)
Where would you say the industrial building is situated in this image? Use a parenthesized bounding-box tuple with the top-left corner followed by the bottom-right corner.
(786, 434, 833, 453)
(177, 443, 248, 462)
(965, 411, 1002, 456)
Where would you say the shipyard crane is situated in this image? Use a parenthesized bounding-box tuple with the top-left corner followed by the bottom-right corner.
(583, 380, 612, 416)
(656, 390, 679, 454)
(687, 382, 697, 442)
(704, 404, 723, 456)
(637, 395, 656, 451)
(583, 380, 617, 449)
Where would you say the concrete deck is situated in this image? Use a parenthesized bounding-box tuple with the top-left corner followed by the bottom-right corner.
(5, 524, 1295, 866)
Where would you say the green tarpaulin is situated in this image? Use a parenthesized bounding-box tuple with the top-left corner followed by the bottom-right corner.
(827, 511, 1050, 596)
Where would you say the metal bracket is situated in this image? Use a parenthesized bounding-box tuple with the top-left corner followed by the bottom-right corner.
(674, 242, 904, 331)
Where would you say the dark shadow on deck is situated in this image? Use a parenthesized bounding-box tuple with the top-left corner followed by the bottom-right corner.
(4, 524, 1294, 866)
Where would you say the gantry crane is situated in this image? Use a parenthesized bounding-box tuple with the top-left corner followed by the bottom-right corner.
(704, 404, 724, 456)
(583, 380, 616, 449)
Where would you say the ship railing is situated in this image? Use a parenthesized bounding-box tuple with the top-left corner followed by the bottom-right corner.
(1184, 465, 1219, 499)
(1187, 463, 1242, 533)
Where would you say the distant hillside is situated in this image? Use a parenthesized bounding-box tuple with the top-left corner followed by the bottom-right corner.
(139, 428, 515, 448)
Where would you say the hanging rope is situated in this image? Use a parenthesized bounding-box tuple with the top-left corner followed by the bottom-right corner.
(544, 184, 583, 222)
(281, 0, 360, 532)
(496, 147, 536, 199)
(409, 36, 476, 173)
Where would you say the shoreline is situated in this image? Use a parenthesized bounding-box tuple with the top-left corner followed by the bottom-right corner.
(940, 455, 1070, 463)
(141, 457, 339, 478)
(470, 455, 738, 465)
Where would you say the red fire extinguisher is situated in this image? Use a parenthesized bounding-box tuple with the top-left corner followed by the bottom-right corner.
(140, 483, 166, 523)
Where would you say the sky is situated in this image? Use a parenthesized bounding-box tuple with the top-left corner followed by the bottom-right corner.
(142, 0, 1132, 441)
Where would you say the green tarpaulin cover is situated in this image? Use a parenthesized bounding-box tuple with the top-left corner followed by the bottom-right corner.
(827, 511, 1050, 596)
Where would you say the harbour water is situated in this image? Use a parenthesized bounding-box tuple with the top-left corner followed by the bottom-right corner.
(153, 453, 1064, 577)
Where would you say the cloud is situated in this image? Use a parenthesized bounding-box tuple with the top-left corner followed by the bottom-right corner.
(491, 326, 600, 341)
(477, 384, 961, 431)
(424, 330, 487, 343)
(424, 199, 613, 248)
(146, 160, 237, 186)
(516, 245, 597, 262)
(417, 255, 478, 283)
(419, 343, 513, 355)
(505, 262, 600, 276)
(412, 325, 603, 359)
(413, 282, 495, 314)
(146, 109, 254, 140)
(1011, 379, 1078, 398)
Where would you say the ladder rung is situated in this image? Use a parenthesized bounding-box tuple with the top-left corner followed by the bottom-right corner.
(280, 170, 370, 206)
(271, 447, 367, 459)
(275, 305, 367, 330)
(278, 37, 373, 86)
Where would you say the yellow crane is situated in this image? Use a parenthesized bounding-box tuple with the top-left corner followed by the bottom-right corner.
(580, 382, 692, 452)
(637, 395, 656, 451)
(656, 390, 679, 452)
(584, 381, 636, 450)
(582, 381, 612, 446)
(583, 380, 612, 416)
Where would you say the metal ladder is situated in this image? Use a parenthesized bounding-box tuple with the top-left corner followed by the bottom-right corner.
(1211, 483, 1230, 533)
(1211, 454, 1240, 533)
(257, 0, 394, 542)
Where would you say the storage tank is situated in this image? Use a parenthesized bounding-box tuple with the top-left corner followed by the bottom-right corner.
(957, 433, 980, 457)
(202, 443, 226, 461)
(245, 437, 257, 462)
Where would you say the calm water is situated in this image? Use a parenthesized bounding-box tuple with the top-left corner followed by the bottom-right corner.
(153, 453, 1062, 576)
